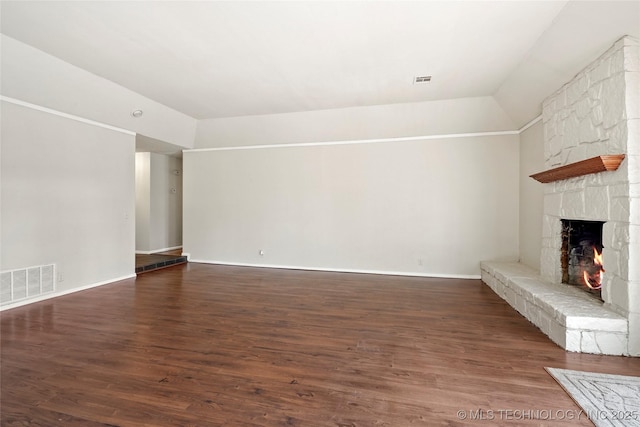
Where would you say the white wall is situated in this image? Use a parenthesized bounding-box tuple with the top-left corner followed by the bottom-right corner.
(168, 155, 183, 248)
(188, 96, 520, 277)
(135, 152, 151, 251)
(518, 120, 544, 270)
(195, 96, 515, 148)
(184, 134, 520, 277)
(135, 152, 183, 253)
(1, 34, 197, 149)
(149, 153, 183, 251)
(1, 101, 135, 300)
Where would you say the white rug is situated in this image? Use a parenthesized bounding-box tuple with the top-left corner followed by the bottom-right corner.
(546, 368, 640, 427)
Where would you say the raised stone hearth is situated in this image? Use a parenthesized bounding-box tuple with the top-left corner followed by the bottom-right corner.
(481, 261, 627, 355)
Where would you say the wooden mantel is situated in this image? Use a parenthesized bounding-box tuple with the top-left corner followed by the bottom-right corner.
(530, 155, 625, 183)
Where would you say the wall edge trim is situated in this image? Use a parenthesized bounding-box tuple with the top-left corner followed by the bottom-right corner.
(1, 95, 137, 136)
(188, 259, 481, 280)
(518, 115, 543, 133)
(185, 129, 520, 153)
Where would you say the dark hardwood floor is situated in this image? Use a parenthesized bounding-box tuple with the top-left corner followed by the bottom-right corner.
(2, 263, 639, 426)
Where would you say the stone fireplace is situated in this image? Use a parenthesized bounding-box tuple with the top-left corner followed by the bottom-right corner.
(481, 36, 639, 356)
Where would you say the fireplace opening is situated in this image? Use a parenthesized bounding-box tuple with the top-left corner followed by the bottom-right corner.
(561, 219, 604, 299)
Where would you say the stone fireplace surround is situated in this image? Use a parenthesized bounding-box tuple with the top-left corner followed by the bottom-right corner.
(481, 36, 639, 356)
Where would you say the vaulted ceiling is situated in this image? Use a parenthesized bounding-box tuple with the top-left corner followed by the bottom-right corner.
(1, 1, 638, 127)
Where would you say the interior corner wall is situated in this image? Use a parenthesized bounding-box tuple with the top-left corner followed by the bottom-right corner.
(1, 101, 135, 300)
(184, 134, 520, 277)
(518, 120, 545, 271)
(149, 153, 183, 251)
(136, 152, 183, 253)
(168, 156, 184, 248)
(135, 152, 151, 252)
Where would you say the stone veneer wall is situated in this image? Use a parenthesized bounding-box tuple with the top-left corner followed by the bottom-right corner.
(540, 36, 639, 356)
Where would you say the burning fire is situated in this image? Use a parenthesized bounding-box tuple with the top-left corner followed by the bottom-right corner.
(582, 247, 604, 290)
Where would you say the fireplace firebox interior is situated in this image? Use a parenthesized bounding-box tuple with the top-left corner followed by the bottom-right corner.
(560, 220, 605, 299)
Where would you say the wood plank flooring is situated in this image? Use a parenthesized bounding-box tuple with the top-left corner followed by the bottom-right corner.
(2, 263, 639, 426)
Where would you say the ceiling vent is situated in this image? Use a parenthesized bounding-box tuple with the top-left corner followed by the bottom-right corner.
(414, 75, 432, 84)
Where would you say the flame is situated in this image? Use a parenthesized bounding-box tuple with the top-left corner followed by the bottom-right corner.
(582, 247, 604, 290)
(594, 247, 604, 268)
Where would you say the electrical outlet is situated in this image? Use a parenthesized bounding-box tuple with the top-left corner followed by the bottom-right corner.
(259, 250, 265, 256)
(418, 258, 423, 266)
(57, 273, 64, 282)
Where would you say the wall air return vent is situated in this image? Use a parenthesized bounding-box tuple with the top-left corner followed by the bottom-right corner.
(1, 264, 56, 306)
(414, 75, 432, 84)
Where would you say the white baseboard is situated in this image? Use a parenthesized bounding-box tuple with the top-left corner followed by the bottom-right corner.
(188, 259, 481, 280)
(135, 246, 183, 255)
(0, 273, 136, 311)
